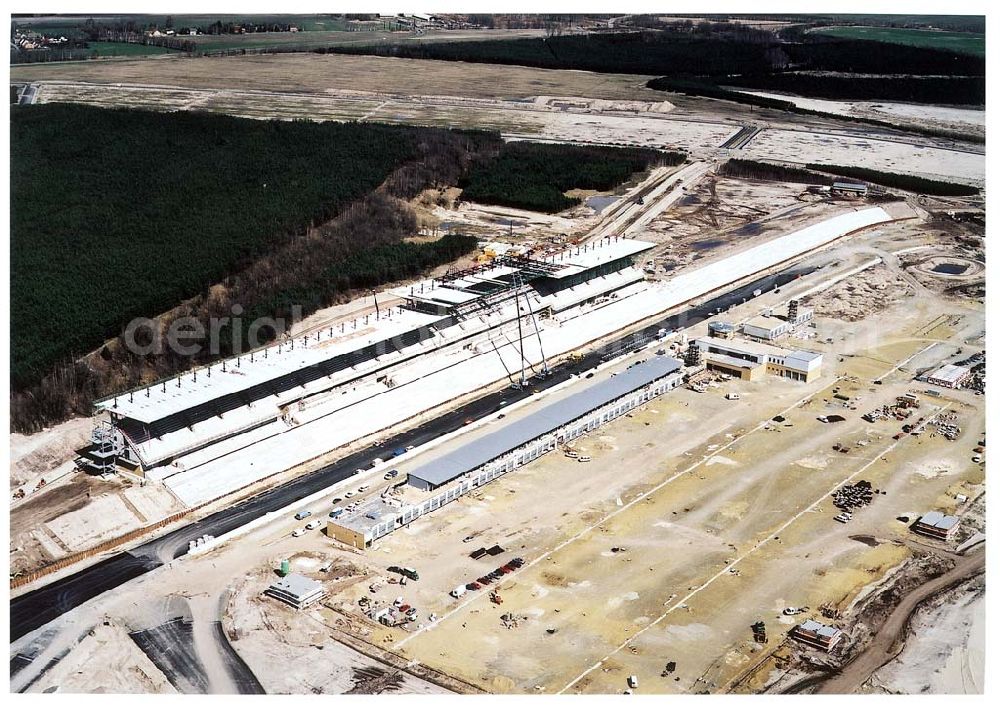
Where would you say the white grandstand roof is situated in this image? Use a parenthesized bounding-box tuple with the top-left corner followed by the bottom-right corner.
(391, 264, 519, 300)
(150, 207, 892, 506)
(97, 307, 443, 423)
(545, 237, 656, 278)
(415, 287, 481, 304)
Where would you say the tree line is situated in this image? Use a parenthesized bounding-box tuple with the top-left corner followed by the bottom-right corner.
(647, 78, 984, 144)
(805, 164, 980, 197)
(459, 142, 683, 213)
(712, 74, 984, 106)
(11, 105, 499, 432)
(320, 26, 983, 78)
(719, 159, 830, 185)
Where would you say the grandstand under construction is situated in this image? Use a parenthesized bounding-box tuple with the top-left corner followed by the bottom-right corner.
(79, 206, 894, 507)
(80, 236, 655, 504)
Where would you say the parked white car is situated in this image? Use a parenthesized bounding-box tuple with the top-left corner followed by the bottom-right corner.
(305, 520, 322, 530)
(292, 528, 306, 537)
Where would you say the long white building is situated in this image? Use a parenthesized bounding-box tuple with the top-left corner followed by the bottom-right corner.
(83, 206, 893, 507)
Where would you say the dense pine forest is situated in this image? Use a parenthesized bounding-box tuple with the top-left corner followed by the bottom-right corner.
(719, 159, 830, 185)
(323, 27, 982, 78)
(647, 78, 984, 143)
(805, 165, 981, 197)
(322, 24, 983, 126)
(708, 75, 984, 106)
(11, 105, 406, 388)
(11, 105, 498, 431)
(459, 142, 683, 213)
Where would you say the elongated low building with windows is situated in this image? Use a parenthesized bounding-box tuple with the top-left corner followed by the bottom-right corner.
(327, 356, 685, 549)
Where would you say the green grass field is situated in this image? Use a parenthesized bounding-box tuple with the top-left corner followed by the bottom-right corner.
(89, 42, 179, 57)
(812, 25, 984, 57)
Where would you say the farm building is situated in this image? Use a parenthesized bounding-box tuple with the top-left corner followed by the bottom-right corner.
(911, 511, 961, 540)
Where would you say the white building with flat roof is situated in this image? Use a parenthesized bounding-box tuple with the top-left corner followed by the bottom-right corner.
(695, 337, 823, 383)
(924, 363, 971, 389)
(265, 573, 326, 609)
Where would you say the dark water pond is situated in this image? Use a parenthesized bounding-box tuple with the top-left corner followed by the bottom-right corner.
(586, 195, 619, 213)
(932, 262, 969, 275)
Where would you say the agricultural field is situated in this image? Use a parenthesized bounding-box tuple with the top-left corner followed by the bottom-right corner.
(13, 14, 348, 35)
(811, 25, 985, 57)
(9, 53, 664, 101)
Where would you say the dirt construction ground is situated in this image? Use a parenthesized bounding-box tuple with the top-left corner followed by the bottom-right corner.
(301, 263, 985, 694)
(12, 232, 985, 694)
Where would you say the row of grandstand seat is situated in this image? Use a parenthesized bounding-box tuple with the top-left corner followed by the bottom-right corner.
(116, 326, 440, 442)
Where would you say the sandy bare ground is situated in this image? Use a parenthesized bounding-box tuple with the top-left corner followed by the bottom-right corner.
(816, 548, 984, 694)
(21, 619, 177, 693)
(10, 416, 93, 488)
(226, 565, 448, 694)
(11, 53, 664, 101)
(867, 573, 984, 693)
(736, 90, 985, 139)
(742, 129, 984, 186)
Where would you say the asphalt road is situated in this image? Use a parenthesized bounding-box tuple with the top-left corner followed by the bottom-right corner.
(10, 265, 815, 642)
(211, 621, 266, 694)
(131, 616, 210, 694)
